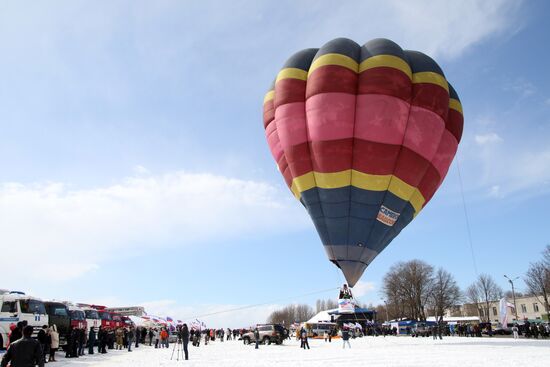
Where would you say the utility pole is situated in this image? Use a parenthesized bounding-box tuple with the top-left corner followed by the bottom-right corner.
(383, 300, 389, 322)
(504, 275, 519, 321)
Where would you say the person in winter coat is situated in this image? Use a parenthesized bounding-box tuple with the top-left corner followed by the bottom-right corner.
(49, 324, 60, 362)
(154, 328, 160, 348)
(9, 322, 24, 345)
(342, 327, 351, 349)
(88, 327, 96, 355)
(115, 328, 124, 350)
(37, 325, 49, 363)
(78, 328, 86, 356)
(300, 327, 309, 350)
(254, 328, 260, 349)
(181, 324, 190, 360)
(127, 327, 135, 352)
(1, 325, 44, 367)
(98, 327, 107, 354)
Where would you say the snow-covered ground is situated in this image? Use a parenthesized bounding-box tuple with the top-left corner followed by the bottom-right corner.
(3, 337, 549, 366)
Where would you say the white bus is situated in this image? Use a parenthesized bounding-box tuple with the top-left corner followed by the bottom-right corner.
(0, 292, 49, 349)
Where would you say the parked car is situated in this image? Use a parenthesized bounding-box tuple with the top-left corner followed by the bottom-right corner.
(412, 322, 431, 337)
(242, 324, 285, 345)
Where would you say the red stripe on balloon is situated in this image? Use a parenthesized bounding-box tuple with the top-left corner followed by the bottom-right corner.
(411, 83, 449, 121)
(306, 66, 357, 98)
(358, 67, 411, 102)
(274, 78, 307, 109)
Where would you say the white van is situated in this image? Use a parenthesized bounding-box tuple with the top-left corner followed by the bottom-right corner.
(0, 292, 49, 349)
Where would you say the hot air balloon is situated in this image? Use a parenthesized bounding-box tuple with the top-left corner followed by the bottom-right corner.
(262, 38, 463, 287)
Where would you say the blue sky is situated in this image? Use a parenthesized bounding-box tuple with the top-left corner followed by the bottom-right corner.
(1, 0, 549, 327)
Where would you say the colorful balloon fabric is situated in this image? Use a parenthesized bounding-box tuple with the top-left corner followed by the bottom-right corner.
(263, 38, 463, 287)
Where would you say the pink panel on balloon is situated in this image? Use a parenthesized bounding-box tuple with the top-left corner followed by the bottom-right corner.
(305, 93, 356, 142)
(265, 122, 284, 162)
(431, 130, 458, 180)
(274, 102, 308, 150)
(402, 106, 445, 161)
(355, 94, 410, 145)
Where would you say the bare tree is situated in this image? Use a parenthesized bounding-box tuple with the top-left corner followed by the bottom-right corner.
(467, 274, 503, 322)
(267, 304, 314, 326)
(465, 284, 482, 318)
(429, 268, 462, 322)
(381, 260, 435, 321)
(524, 261, 550, 320)
(543, 244, 550, 269)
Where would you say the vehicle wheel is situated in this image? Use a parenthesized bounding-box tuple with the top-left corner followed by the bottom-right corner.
(263, 337, 271, 345)
(243, 337, 250, 345)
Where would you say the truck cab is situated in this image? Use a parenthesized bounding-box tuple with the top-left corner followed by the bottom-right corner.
(43, 301, 70, 347)
(67, 305, 88, 331)
(81, 307, 100, 333)
(0, 293, 49, 349)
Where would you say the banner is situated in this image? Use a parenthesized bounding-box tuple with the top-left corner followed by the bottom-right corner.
(338, 298, 356, 314)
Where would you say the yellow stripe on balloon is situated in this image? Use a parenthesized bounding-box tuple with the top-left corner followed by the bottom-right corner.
(308, 53, 358, 75)
(276, 68, 308, 83)
(449, 98, 463, 114)
(412, 72, 449, 92)
(359, 55, 412, 79)
(263, 90, 274, 104)
(290, 170, 426, 215)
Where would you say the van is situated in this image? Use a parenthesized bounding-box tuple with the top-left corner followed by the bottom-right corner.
(0, 293, 49, 349)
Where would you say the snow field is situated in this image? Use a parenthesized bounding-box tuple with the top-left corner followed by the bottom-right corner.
(16, 336, 550, 367)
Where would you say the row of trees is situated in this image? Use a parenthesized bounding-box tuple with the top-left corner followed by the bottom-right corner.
(380, 245, 550, 322)
(267, 304, 315, 326)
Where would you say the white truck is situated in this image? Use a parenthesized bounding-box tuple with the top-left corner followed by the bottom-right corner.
(0, 292, 49, 349)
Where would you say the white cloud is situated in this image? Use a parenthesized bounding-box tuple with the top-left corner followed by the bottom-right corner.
(0, 171, 306, 282)
(503, 78, 537, 97)
(302, 0, 521, 60)
(488, 185, 502, 198)
(475, 132, 503, 145)
(352, 281, 376, 298)
(133, 165, 150, 175)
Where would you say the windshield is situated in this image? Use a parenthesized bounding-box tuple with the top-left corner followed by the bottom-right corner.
(99, 312, 112, 321)
(53, 306, 69, 317)
(20, 299, 46, 314)
(85, 310, 99, 319)
(112, 315, 122, 321)
(70, 310, 86, 320)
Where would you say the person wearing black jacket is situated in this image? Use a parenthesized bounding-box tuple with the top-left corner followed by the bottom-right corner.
(88, 327, 96, 355)
(65, 326, 74, 358)
(180, 324, 190, 360)
(37, 325, 49, 363)
(9, 322, 24, 345)
(1, 325, 44, 367)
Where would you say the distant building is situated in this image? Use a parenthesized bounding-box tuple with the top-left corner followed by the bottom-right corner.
(456, 294, 549, 323)
(105, 306, 146, 316)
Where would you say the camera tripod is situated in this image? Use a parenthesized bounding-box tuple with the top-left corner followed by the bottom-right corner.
(170, 338, 184, 361)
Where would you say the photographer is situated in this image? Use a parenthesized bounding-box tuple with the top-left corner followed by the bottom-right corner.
(178, 324, 190, 360)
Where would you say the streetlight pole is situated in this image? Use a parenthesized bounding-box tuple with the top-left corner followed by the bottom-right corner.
(504, 275, 519, 321)
(383, 300, 389, 322)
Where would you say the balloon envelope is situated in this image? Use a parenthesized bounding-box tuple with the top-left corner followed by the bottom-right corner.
(263, 38, 463, 287)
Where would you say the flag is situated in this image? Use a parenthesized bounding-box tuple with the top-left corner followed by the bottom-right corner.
(499, 297, 514, 327)
(166, 317, 173, 322)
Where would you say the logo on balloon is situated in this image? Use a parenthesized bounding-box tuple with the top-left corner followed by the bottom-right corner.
(376, 206, 400, 227)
